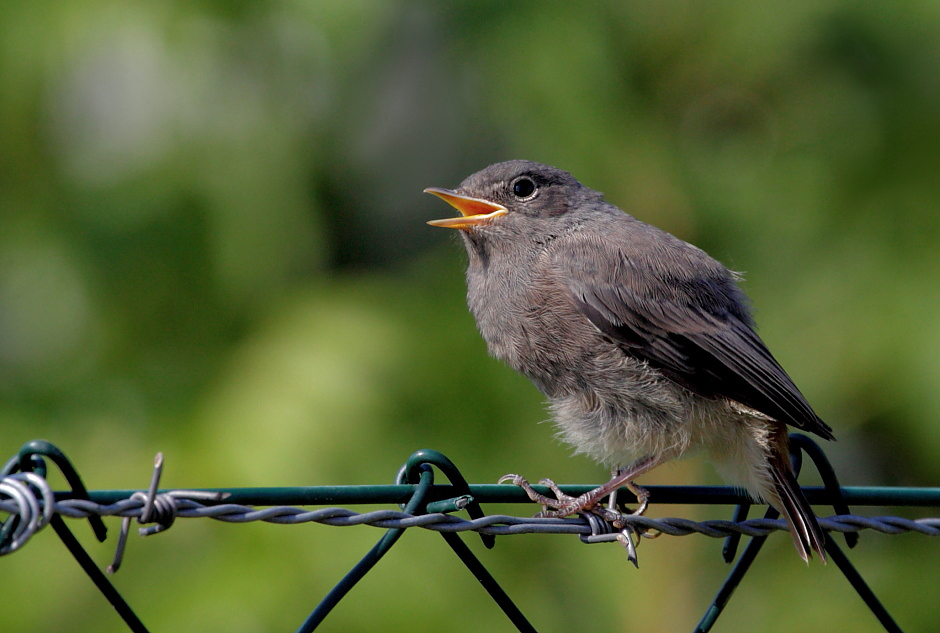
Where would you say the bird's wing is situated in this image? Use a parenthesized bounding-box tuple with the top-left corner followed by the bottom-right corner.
(559, 234, 834, 440)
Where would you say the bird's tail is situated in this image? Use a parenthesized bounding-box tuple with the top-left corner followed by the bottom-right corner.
(768, 446, 827, 563)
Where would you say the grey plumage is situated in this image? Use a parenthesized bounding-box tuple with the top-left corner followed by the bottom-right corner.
(426, 160, 831, 561)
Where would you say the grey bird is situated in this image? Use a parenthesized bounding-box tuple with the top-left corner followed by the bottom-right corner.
(425, 160, 833, 562)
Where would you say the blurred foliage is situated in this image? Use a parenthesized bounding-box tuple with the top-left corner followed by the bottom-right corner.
(1, 1, 939, 631)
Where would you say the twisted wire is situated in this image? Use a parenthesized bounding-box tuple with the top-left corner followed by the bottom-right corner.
(3, 492, 938, 543)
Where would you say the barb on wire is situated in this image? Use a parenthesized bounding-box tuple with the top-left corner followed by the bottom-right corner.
(107, 453, 227, 573)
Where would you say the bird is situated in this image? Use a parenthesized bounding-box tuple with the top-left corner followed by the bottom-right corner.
(425, 160, 833, 562)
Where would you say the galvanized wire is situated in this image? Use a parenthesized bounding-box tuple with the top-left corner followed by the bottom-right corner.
(4, 492, 939, 546)
(0, 472, 54, 554)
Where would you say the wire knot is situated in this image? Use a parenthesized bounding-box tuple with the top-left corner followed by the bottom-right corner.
(130, 488, 177, 537)
(577, 510, 640, 566)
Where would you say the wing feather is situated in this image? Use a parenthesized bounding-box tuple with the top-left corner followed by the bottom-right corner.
(561, 233, 833, 440)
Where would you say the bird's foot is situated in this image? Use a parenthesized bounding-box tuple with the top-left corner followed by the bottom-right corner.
(499, 472, 654, 564)
(497, 473, 645, 523)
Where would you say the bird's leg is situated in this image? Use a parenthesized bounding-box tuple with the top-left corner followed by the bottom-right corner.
(608, 469, 620, 510)
(499, 453, 661, 521)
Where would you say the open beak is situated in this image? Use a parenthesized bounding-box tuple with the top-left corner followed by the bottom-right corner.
(424, 188, 508, 229)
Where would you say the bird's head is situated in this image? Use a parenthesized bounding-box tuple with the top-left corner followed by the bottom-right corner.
(425, 160, 592, 233)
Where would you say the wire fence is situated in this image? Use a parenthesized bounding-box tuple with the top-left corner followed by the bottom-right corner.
(2, 438, 939, 633)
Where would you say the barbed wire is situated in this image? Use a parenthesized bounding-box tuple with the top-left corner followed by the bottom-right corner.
(2, 440, 937, 633)
(3, 486, 939, 551)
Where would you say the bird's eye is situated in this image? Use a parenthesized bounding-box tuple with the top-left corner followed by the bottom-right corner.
(512, 177, 536, 199)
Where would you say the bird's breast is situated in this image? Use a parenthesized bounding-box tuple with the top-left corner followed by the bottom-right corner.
(465, 258, 608, 397)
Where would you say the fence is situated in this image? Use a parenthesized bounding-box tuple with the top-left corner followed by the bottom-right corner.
(2, 437, 939, 632)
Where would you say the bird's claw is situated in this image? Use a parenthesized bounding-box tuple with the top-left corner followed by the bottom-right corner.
(500, 472, 656, 562)
(497, 473, 565, 510)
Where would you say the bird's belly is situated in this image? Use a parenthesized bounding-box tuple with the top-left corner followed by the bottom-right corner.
(544, 356, 691, 464)
(553, 385, 754, 469)
(484, 319, 698, 463)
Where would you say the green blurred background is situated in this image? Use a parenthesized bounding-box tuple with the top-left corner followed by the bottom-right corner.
(2, 1, 939, 631)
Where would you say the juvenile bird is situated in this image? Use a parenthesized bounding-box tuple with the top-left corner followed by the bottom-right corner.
(426, 160, 833, 561)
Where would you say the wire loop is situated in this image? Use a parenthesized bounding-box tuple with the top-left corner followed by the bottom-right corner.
(0, 472, 54, 554)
